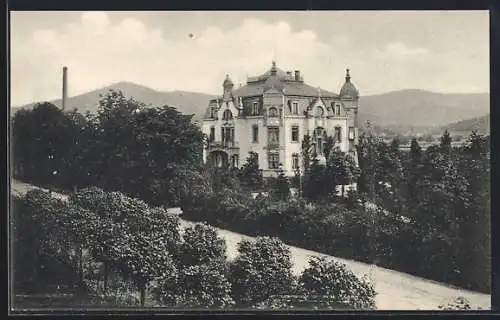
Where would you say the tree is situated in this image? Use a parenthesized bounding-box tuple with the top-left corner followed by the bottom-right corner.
(239, 152, 263, 189)
(229, 237, 295, 306)
(440, 130, 452, 154)
(303, 158, 327, 201)
(178, 223, 227, 267)
(299, 256, 376, 309)
(406, 138, 422, 216)
(301, 135, 314, 176)
(12, 103, 80, 189)
(271, 166, 290, 201)
(326, 149, 358, 198)
(86, 90, 204, 206)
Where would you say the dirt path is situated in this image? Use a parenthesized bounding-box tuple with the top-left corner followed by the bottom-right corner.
(11, 179, 491, 310)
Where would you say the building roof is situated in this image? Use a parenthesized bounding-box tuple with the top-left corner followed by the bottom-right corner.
(339, 68, 359, 98)
(203, 62, 344, 119)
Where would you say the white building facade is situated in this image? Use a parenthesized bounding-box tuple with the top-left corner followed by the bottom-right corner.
(202, 62, 360, 177)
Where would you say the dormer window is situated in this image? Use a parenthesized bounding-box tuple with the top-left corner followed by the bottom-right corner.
(292, 102, 298, 115)
(269, 107, 278, 117)
(335, 104, 341, 116)
(252, 102, 259, 115)
(210, 106, 216, 118)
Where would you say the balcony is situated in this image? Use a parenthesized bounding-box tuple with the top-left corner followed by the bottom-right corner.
(266, 117, 281, 127)
(207, 140, 239, 150)
(221, 119, 234, 126)
(267, 142, 280, 150)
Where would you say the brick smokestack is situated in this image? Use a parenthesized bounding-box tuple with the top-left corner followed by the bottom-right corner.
(62, 66, 68, 111)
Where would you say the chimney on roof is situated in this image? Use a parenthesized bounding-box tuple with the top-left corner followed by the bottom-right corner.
(62, 66, 68, 111)
(294, 70, 300, 81)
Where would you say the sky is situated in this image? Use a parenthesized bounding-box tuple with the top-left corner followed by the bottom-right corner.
(10, 11, 489, 106)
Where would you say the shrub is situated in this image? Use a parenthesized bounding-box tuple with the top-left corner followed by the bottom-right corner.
(229, 237, 295, 306)
(299, 256, 376, 310)
(178, 223, 227, 267)
(438, 297, 473, 310)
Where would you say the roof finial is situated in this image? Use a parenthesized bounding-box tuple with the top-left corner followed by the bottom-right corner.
(345, 68, 351, 82)
(318, 86, 321, 97)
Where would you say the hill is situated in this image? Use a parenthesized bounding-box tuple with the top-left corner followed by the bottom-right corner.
(12, 84, 489, 129)
(440, 114, 490, 135)
(360, 89, 489, 127)
(12, 82, 216, 123)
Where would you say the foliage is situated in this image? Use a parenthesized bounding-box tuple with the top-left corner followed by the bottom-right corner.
(238, 151, 264, 189)
(13, 90, 205, 207)
(438, 297, 473, 310)
(229, 237, 295, 306)
(299, 256, 376, 309)
(270, 167, 290, 201)
(156, 261, 234, 308)
(178, 223, 227, 267)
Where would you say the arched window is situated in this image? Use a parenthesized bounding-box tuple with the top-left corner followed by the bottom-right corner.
(222, 109, 233, 121)
(315, 106, 324, 118)
(268, 107, 278, 117)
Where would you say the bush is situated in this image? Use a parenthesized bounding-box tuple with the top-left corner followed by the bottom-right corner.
(158, 262, 234, 308)
(299, 256, 376, 310)
(229, 237, 295, 306)
(438, 297, 473, 310)
(178, 223, 227, 267)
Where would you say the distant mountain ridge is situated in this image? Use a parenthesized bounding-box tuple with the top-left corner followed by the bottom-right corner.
(12, 82, 217, 123)
(440, 114, 490, 134)
(12, 82, 489, 128)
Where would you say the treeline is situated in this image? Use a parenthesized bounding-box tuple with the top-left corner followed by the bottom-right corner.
(12, 90, 204, 207)
(12, 188, 376, 309)
(356, 130, 490, 293)
(180, 129, 490, 293)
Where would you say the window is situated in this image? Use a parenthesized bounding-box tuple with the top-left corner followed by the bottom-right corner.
(222, 109, 233, 121)
(292, 102, 298, 114)
(269, 107, 278, 117)
(335, 127, 342, 143)
(252, 125, 259, 143)
(335, 104, 341, 116)
(222, 127, 235, 146)
(317, 137, 323, 155)
(268, 127, 279, 146)
(210, 107, 216, 118)
(268, 153, 280, 169)
(291, 126, 299, 142)
(209, 127, 215, 141)
(314, 127, 325, 155)
(252, 102, 259, 115)
(232, 155, 239, 168)
(292, 153, 299, 170)
(315, 106, 324, 117)
(348, 127, 355, 140)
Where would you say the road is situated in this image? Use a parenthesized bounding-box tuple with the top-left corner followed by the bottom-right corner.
(11, 179, 491, 310)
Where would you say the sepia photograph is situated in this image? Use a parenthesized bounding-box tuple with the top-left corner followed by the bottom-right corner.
(9, 10, 491, 312)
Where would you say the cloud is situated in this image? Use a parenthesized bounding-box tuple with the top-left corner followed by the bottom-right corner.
(376, 41, 429, 58)
(11, 13, 351, 106)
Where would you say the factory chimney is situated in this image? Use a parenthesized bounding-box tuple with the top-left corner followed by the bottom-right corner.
(62, 66, 68, 111)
